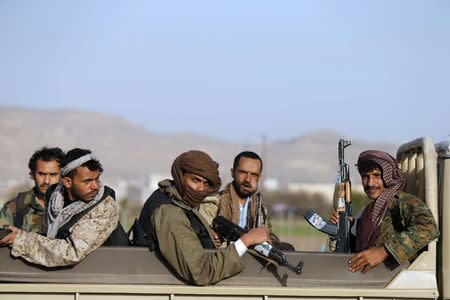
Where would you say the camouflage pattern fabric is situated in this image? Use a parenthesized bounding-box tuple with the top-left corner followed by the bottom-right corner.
(11, 195, 119, 267)
(374, 192, 439, 265)
(0, 188, 45, 233)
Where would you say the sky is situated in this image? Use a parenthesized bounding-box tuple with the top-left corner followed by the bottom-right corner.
(0, 1, 449, 144)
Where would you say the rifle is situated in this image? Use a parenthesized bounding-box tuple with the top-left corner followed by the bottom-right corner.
(254, 191, 264, 228)
(0, 226, 12, 239)
(212, 216, 304, 274)
(303, 139, 352, 252)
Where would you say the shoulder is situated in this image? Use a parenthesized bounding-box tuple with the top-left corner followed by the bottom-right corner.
(156, 202, 185, 215)
(219, 183, 232, 195)
(2, 196, 18, 210)
(202, 194, 219, 205)
(153, 203, 190, 228)
(395, 192, 426, 206)
(103, 186, 116, 199)
(1, 188, 34, 210)
(89, 195, 119, 219)
(392, 192, 434, 218)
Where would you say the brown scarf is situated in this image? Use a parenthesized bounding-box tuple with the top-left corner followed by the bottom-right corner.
(171, 150, 221, 208)
(356, 150, 406, 251)
(218, 183, 260, 230)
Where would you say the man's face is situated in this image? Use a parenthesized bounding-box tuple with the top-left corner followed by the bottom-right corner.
(65, 166, 101, 202)
(32, 159, 61, 196)
(360, 168, 385, 200)
(232, 157, 262, 198)
(183, 172, 210, 192)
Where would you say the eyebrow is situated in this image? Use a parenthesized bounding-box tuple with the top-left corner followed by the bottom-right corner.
(191, 174, 209, 183)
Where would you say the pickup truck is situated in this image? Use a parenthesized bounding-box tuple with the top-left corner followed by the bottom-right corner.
(0, 137, 448, 300)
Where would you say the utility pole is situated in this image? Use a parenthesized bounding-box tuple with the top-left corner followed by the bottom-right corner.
(260, 134, 268, 201)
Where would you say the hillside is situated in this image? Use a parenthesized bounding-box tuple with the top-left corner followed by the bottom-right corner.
(0, 106, 398, 186)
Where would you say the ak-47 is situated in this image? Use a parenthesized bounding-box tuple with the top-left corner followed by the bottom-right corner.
(303, 139, 352, 252)
(212, 216, 304, 274)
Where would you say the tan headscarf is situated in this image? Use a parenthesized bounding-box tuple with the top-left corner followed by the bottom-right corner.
(171, 150, 221, 208)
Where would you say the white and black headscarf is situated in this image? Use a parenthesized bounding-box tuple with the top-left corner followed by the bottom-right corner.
(46, 153, 105, 238)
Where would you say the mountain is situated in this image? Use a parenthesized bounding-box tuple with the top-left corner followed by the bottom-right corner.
(0, 106, 398, 187)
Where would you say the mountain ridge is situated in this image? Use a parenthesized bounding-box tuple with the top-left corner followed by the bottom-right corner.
(0, 106, 398, 186)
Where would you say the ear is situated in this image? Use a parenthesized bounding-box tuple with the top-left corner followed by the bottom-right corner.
(62, 177, 72, 189)
(230, 168, 234, 178)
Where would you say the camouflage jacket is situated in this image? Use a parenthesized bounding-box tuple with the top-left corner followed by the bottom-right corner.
(372, 192, 439, 265)
(11, 192, 119, 267)
(0, 188, 45, 233)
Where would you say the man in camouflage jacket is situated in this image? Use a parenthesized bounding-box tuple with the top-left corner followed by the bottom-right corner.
(331, 150, 439, 273)
(0, 147, 64, 233)
(0, 148, 119, 267)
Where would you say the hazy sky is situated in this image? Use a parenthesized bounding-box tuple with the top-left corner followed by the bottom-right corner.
(1, 1, 449, 144)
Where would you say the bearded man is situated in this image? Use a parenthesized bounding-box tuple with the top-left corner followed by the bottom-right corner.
(138, 150, 269, 286)
(0, 148, 121, 267)
(217, 151, 279, 243)
(331, 150, 439, 273)
(0, 147, 64, 233)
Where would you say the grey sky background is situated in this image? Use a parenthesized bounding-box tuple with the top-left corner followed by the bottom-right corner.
(1, 1, 448, 144)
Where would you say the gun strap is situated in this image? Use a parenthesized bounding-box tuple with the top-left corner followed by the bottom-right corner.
(138, 189, 216, 250)
(14, 192, 31, 229)
(55, 186, 114, 240)
(185, 210, 215, 249)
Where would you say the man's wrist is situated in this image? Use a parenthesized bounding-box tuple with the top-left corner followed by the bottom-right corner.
(234, 239, 248, 257)
(380, 245, 389, 259)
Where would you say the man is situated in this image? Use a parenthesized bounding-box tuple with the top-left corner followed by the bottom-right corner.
(0, 147, 64, 233)
(331, 150, 439, 273)
(0, 148, 120, 267)
(217, 151, 279, 243)
(138, 150, 269, 286)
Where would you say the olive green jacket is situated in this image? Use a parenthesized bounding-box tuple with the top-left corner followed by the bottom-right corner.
(151, 180, 244, 286)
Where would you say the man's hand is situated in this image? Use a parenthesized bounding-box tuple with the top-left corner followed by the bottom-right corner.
(348, 246, 389, 273)
(212, 230, 222, 248)
(329, 211, 339, 224)
(329, 211, 354, 225)
(240, 227, 269, 247)
(0, 225, 20, 247)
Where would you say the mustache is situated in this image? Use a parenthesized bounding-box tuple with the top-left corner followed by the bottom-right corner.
(365, 187, 381, 191)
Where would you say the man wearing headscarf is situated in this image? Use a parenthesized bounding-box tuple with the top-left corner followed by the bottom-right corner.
(331, 150, 439, 274)
(0, 148, 121, 267)
(138, 150, 269, 286)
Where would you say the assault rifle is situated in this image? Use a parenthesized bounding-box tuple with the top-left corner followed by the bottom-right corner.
(212, 216, 304, 274)
(0, 226, 12, 239)
(303, 139, 352, 252)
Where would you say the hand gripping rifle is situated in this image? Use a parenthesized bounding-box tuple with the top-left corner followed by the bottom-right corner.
(303, 139, 352, 252)
(212, 216, 304, 274)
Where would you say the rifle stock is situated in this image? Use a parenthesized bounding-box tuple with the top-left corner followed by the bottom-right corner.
(212, 216, 303, 274)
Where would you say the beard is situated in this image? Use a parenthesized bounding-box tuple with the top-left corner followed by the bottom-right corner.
(34, 185, 47, 199)
(232, 180, 255, 199)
